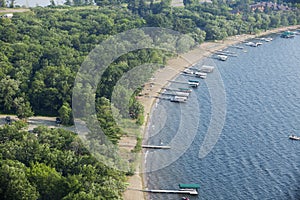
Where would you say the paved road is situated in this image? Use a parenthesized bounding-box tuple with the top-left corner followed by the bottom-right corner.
(0, 115, 75, 132)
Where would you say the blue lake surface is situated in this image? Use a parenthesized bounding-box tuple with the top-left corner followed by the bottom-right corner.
(145, 34, 300, 200)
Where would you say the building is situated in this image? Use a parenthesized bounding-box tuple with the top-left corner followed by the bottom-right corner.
(250, 2, 291, 12)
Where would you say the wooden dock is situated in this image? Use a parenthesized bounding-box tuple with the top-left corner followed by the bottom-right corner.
(144, 189, 198, 195)
(142, 145, 171, 149)
(168, 80, 189, 85)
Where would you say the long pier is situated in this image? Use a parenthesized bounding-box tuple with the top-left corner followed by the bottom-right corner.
(168, 80, 189, 85)
(216, 51, 238, 57)
(142, 145, 171, 149)
(143, 189, 198, 195)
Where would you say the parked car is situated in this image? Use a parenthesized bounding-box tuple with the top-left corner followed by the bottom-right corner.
(5, 116, 11, 125)
(55, 117, 62, 124)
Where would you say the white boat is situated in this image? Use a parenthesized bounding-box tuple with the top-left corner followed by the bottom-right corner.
(217, 55, 227, 61)
(183, 69, 194, 74)
(195, 72, 207, 79)
(188, 82, 199, 87)
(175, 91, 190, 97)
(170, 96, 187, 102)
(264, 37, 273, 42)
(246, 42, 258, 47)
(195, 71, 207, 76)
(289, 135, 300, 140)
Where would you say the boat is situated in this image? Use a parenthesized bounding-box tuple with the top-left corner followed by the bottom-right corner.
(289, 135, 300, 140)
(175, 91, 190, 97)
(183, 69, 194, 74)
(188, 82, 199, 87)
(245, 42, 259, 47)
(195, 71, 207, 76)
(259, 37, 272, 42)
(264, 37, 273, 42)
(188, 80, 199, 83)
(181, 197, 190, 200)
(281, 31, 295, 38)
(217, 55, 227, 61)
(170, 96, 187, 103)
(195, 72, 207, 79)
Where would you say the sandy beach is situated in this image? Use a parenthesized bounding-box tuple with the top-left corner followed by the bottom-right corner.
(122, 25, 300, 200)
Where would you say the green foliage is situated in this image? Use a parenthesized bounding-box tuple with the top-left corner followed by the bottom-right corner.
(0, 76, 20, 112)
(13, 97, 34, 119)
(0, 123, 127, 199)
(27, 163, 67, 200)
(58, 102, 73, 125)
(0, 7, 146, 116)
(0, 159, 39, 200)
(0, 0, 6, 7)
(96, 97, 123, 144)
(131, 136, 142, 153)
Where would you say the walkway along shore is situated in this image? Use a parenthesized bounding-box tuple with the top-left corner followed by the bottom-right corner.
(122, 25, 300, 200)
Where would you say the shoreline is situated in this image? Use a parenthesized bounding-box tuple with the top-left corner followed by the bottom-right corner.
(122, 25, 300, 200)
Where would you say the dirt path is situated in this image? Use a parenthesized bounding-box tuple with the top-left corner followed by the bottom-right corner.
(0, 8, 30, 13)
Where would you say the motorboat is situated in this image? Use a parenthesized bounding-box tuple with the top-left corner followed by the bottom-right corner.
(289, 135, 300, 140)
(217, 55, 227, 61)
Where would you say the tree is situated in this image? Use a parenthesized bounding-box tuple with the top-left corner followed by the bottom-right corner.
(9, 0, 15, 8)
(270, 14, 281, 28)
(27, 163, 67, 200)
(65, 0, 72, 5)
(13, 97, 34, 120)
(50, 0, 56, 6)
(0, 76, 20, 112)
(0, 0, 6, 7)
(0, 159, 39, 200)
(58, 102, 73, 125)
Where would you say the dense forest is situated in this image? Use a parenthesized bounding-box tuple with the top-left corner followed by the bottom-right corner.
(0, 121, 126, 199)
(1, 0, 300, 199)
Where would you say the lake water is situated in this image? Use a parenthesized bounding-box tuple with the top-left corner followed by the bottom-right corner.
(145, 34, 300, 199)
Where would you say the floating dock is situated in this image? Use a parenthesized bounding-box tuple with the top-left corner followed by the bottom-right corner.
(230, 45, 244, 49)
(162, 88, 192, 93)
(142, 145, 171, 149)
(216, 50, 237, 57)
(144, 189, 198, 195)
(168, 80, 189, 85)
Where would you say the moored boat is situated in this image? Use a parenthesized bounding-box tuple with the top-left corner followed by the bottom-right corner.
(183, 69, 194, 74)
(188, 82, 199, 87)
(281, 31, 295, 38)
(246, 42, 259, 47)
(194, 71, 207, 79)
(289, 135, 300, 140)
(170, 96, 187, 103)
(175, 91, 190, 97)
(217, 55, 227, 61)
